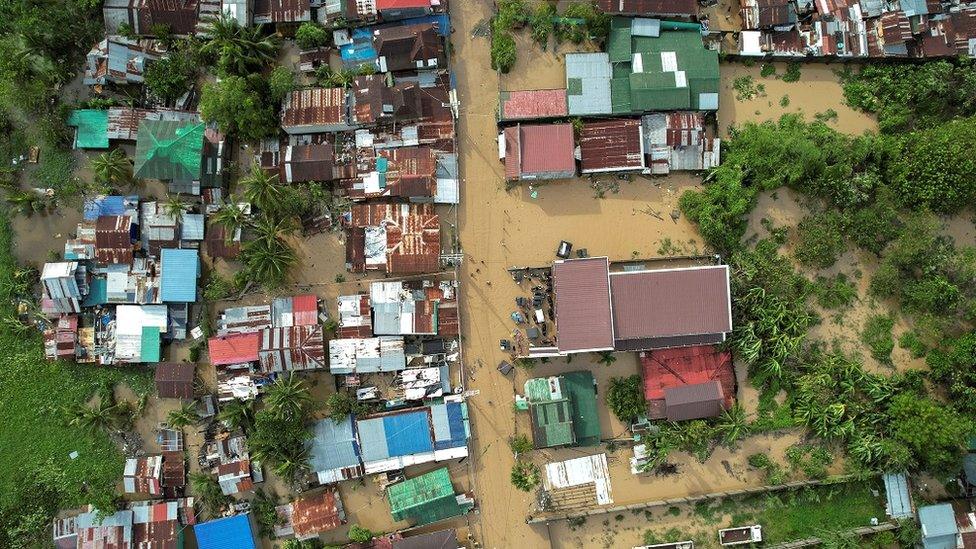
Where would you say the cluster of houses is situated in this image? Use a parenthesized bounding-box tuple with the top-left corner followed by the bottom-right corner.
(498, 17, 721, 181)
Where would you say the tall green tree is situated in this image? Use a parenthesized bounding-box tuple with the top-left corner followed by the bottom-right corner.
(199, 14, 279, 75)
(888, 392, 973, 473)
(264, 373, 313, 420)
(242, 237, 297, 289)
(217, 398, 255, 432)
(240, 164, 282, 212)
(605, 375, 645, 423)
(199, 76, 276, 142)
(90, 149, 134, 187)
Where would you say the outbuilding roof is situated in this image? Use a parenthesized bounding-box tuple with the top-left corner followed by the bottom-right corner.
(663, 380, 725, 421)
(579, 118, 646, 173)
(499, 89, 569, 121)
(155, 362, 195, 399)
(552, 257, 614, 353)
(160, 248, 199, 303)
(208, 332, 261, 365)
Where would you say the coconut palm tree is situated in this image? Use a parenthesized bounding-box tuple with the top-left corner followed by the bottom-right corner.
(90, 149, 134, 187)
(265, 374, 313, 420)
(250, 212, 299, 246)
(240, 164, 282, 213)
(199, 13, 280, 75)
(272, 446, 310, 482)
(243, 237, 297, 289)
(211, 202, 249, 242)
(189, 472, 229, 517)
(65, 400, 119, 433)
(162, 193, 186, 224)
(217, 398, 255, 432)
(595, 351, 617, 366)
(166, 402, 200, 428)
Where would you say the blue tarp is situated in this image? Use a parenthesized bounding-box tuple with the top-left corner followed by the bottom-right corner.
(83, 195, 137, 221)
(194, 514, 256, 549)
(340, 28, 377, 64)
(160, 249, 199, 303)
(384, 410, 434, 456)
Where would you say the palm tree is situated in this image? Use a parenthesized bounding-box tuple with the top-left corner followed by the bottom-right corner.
(199, 14, 280, 75)
(162, 193, 186, 224)
(65, 400, 119, 433)
(595, 351, 617, 366)
(189, 472, 229, 517)
(166, 402, 200, 429)
(217, 398, 255, 432)
(90, 149, 133, 187)
(243, 237, 297, 289)
(714, 404, 749, 447)
(212, 202, 249, 242)
(264, 373, 313, 420)
(272, 446, 310, 482)
(6, 190, 46, 216)
(240, 164, 282, 213)
(250, 213, 299, 246)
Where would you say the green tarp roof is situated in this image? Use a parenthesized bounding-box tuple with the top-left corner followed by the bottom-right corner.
(388, 468, 471, 526)
(67, 110, 109, 149)
(134, 120, 204, 181)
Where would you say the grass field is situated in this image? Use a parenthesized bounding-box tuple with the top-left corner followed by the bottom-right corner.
(0, 214, 152, 543)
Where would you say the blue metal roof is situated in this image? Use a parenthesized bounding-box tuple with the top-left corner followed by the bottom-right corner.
(358, 409, 433, 462)
(194, 514, 255, 549)
(309, 416, 361, 473)
(83, 195, 137, 221)
(83, 278, 108, 307)
(160, 249, 199, 303)
(882, 473, 913, 519)
(432, 402, 468, 450)
(919, 503, 958, 549)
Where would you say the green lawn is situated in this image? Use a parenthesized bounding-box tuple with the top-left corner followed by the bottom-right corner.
(0, 215, 152, 543)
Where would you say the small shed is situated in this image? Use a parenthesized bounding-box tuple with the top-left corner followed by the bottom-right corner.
(919, 503, 958, 549)
(664, 380, 726, 421)
(387, 467, 473, 527)
(193, 514, 256, 549)
(882, 472, 913, 519)
(154, 362, 195, 399)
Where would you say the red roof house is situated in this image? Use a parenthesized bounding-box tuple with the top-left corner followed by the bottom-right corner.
(503, 124, 576, 181)
(595, 0, 698, 17)
(208, 332, 261, 366)
(640, 345, 735, 420)
(579, 119, 646, 174)
(499, 89, 569, 121)
(276, 487, 346, 539)
(552, 257, 615, 353)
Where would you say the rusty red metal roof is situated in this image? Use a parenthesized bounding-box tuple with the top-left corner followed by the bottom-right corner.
(346, 204, 440, 274)
(373, 23, 443, 73)
(641, 345, 735, 419)
(258, 325, 327, 373)
(290, 487, 345, 537)
(579, 119, 644, 173)
(595, 0, 698, 16)
(205, 223, 241, 260)
(161, 450, 185, 489)
(137, 0, 200, 35)
(95, 215, 133, 265)
(504, 124, 576, 181)
(553, 257, 615, 353)
(154, 362, 194, 399)
(254, 0, 310, 22)
(283, 143, 335, 183)
(208, 332, 260, 365)
(282, 88, 347, 130)
(610, 265, 731, 344)
(499, 89, 568, 121)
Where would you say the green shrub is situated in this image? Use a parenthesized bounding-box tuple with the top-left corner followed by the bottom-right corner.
(811, 274, 857, 310)
(760, 63, 776, 78)
(898, 331, 927, 359)
(490, 29, 517, 73)
(678, 168, 756, 254)
(793, 211, 847, 269)
(510, 461, 540, 491)
(606, 375, 646, 422)
(861, 314, 895, 365)
(295, 22, 329, 50)
(781, 61, 801, 82)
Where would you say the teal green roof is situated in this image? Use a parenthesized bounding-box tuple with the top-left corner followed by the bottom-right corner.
(526, 371, 600, 448)
(141, 326, 161, 363)
(530, 399, 576, 448)
(562, 371, 601, 446)
(134, 120, 204, 181)
(388, 468, 471, 526)
(67, 110, 109, 149)
(610, 78, 632, 113)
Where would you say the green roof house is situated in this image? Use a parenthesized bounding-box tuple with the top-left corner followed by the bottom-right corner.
(524, 371, 601, 449)
(387, 468, 474, 527)
(134, 120, 205, 181)
(604, 17, 719, 113)
(67, 109, 110, 149)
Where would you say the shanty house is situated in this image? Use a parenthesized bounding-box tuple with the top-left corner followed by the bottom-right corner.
(606, 17, 719, 112)
(281, 88, 354, 134)
(73, 508, 133, 547)
(155, 362, 195, 398)
(257, 325, 327, 373)
(308, 415, 364, 484)
(329, 336, 407, 374)
(103, 0, 202, 36)
(373, 23, 444, 73)
(194, 514, 257, 549)
(95, 215, 136, 265)
(641, 345, 735, 420)
(44, 315, 79, 360)
(271, 294, 319, 327)
(41, 262, 86, 314)
(524, 371, 600, 449)
(115, 304, 167, 363)
(345, 203, 440, 274)
(595, 0, 699, 18)
(131, 498, 195, 547)
(541, 453, 614, 510)
(274, 487, 346, 539)
(218, 459, 257, 495)
(370, 280, 459, 336)
(387, 468, 474, 527)
(124, 455, 163, 496)
(579, 119, 647, 174)
(642, 112, 720, 173)
(282, 143, 337, 182)
(357, 399, 469, 473)
(502, 124, 576, 181)
(337, 294, 373, 338)
(208, 331, 261, 366)
(84, 37, 162, 87)
(160, 248, 200, 303)
(498, 89, 569, 121)
(919, 503, 960, 549)
(253, 0, 310, 24)
(134, 119, 205, 181)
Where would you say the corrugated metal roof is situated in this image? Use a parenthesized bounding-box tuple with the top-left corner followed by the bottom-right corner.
(883, 473, 913, 519)
(253, 0, 310, 23)
(531, 399, 575, 448)
(595, 0, 698, 16)
(580, 119, 645, 173)
(919, 504, 958, 544)
(346, 204, 440, 274)
(388, 467, 468, 526)
(309, 416, 362, 477)
(566, 53, 613, 115)
(181, 213, 205, 241)
(553, 257, 615, 353)
(504, 124, 576, 181)
(664, 380, 724, 421)
(358, 409, 433, 463)
(281, 88, 349, 130)
(257, 325, 327, 373)
(290, 488, 345, 537)
(134, 119, 204, 181)
(141, 327, 162, 363)
(641, 345, 735, 419)
(499, 89, 569, 121)
(155, 362, 195, 398)
(610, 265, 731, 345)
(194, 514, 256, 549)
(160, 248, 199, 303)
(543, 453, 613, 506)
(208, 332, 261, 365)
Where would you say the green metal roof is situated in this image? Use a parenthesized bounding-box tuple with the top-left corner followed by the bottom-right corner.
(530, 399, 576, 448)
(67, 110, 109, 149)
(610, 78, 633, 113)
(562, 371, 601, 446)
(388, 468, 471, 526)
(141, 326, 161, 363)
(134, 120, 204, 181)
